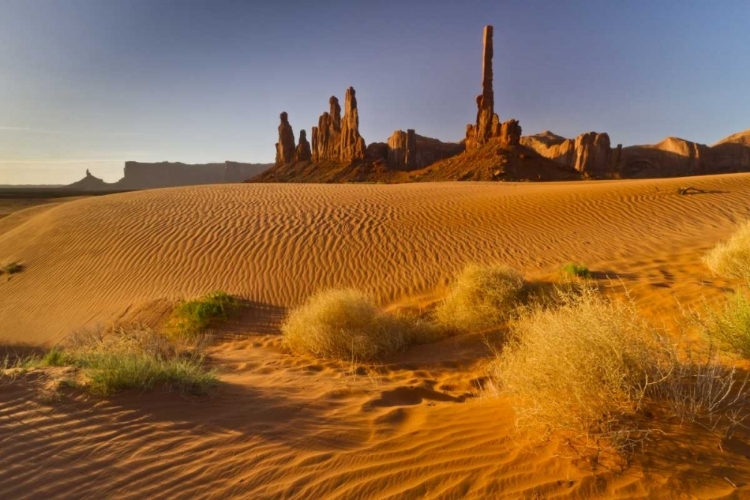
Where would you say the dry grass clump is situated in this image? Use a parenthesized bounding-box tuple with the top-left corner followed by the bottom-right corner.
(167, 290, 236, 339)
(704, 220, 750, 280)
(282, 289, 410, 361)
(489, 285, 750, 456)
(489, 286, 658, 442)
(434, 263, 525, 331)
(42, 325, 216, 395)
(649, 343, 749, 431)
(703, 288, 750, 358)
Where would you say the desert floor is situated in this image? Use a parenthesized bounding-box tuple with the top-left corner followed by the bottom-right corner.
(2, 175, 750, 498)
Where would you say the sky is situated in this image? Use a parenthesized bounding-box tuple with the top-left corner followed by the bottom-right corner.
(1, 0, 749, 185)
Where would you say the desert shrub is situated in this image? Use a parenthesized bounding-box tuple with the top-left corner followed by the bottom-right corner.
(488, 286, 660, 443)
(489, 285, 750, 455)
(42, 325, 216, 396)
(434, 263, 525, 331)
(704, 221, 750, 280)
(282, 289, 409, 361)
(167, 290, 236, 339)
(560, 262, 591, 279)
(703, 289, 750, 358)
(649, 343, 749, 431)
(2, 262, 22, 275)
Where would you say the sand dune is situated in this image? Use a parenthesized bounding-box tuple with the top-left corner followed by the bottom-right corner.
(3, 174, 750, 498)
(1, 175, 750, 345)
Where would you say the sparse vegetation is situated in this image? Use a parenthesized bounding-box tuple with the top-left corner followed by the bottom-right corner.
(560, 262, 591, 279)
(167, 290, 236, 339)
(282, 289, 411, 361)
(488, 286, 658, 444)
(2, 262, 23, 275)
(649, 343, 749, 431)
(488, 285, 750, 455)
(703, 288, 750, 358)
(704, 220, 750, 280)
(41, 325, 216, 396)
(434, 263, 525, 331)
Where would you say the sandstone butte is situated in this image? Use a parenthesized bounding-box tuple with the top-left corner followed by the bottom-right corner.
(255, 25, 750, 184)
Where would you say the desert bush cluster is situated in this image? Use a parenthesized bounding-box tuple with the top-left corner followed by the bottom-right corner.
(280, 224, 750, 459)
(480, 222, 750, 456)
(3, 290, 236, 396)
(282, 263, 525, 361)
(488, 285, 750, 454)
(42, 325, 216, 396)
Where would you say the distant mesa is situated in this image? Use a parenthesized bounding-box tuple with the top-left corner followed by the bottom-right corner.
(63, 161, 272, 191)
(254, 25, 750, 183)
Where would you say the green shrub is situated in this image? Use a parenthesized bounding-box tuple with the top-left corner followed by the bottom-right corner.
(704, 221, 750, 280)
(43, 325, 216, 396)
(282, 289, 409, 361)
(2, 262, 23, 275)
(560, 262, 591, 279)
(168, 291, 236, 339)
(434, 263, 525, 331)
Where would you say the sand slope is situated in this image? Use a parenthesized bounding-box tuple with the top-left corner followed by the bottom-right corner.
(3, 175, 750, 498)
(2, 175, 750, 344)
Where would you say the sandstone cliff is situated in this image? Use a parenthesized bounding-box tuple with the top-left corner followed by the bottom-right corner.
(523, 129, 750, 179)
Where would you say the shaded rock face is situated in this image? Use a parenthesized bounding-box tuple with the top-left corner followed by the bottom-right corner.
(574, 132, 613, 174)
(500, 119, 522, 146)
(365, 142, 389, 161)
(465, 25, 521, 150)
(620, 137, 712, 178)
(295, 129, 311, 162)
(387, 129, 417, 170)
(384, 130, 464, 171)
(275, 112, 296, 166)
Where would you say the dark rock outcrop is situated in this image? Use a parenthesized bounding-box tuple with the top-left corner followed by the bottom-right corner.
(295, 130, 312, 162)
(387, 129, 417, 170)
(500, 119, 522, 146)
(275, 112, 296, 166)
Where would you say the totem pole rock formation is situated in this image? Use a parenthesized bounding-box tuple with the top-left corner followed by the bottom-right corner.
(465, 25, 522, 150)
(340, 87, 366, 162)
(295, 129, 311, 162)
(275, 112, 296, 166)
(309, 89, 365, 163)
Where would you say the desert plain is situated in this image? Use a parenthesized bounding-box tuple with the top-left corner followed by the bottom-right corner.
(2, 173, 750, 498)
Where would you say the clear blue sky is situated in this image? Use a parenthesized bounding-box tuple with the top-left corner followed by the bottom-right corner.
(1, 0, 748, 184)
